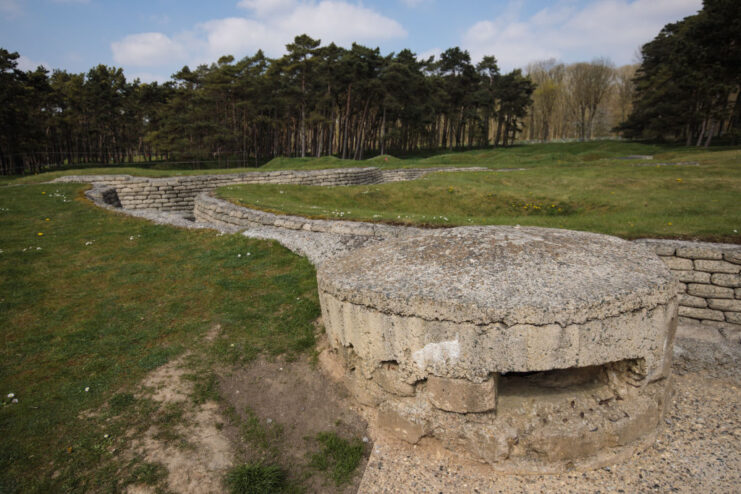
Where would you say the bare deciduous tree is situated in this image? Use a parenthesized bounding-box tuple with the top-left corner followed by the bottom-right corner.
(567, 58, 615, 141)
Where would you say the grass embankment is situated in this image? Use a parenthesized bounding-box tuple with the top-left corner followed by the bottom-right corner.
(0, 140, 693, 185)
(259, 140, 670, 170)
(0, 184, 338, 492)
(0, 166, 265, 185)
(219, 146, 741, 243)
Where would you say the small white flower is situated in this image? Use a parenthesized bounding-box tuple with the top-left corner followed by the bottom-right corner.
(7, 393, 14, 399)
(129, 236, 135, 240)
(230, 343, 235, 347)
(362, 436, 369, 443)
(11, 398, 18, 404)
(36, 247, 41, 251)
(84, 387, 90, 392)
(246, 252, 251, 256)
(84, 241, 94, 246)
(237, 254, 241, 258)
(104, 434, 109, 439)
(266, 418, 273, 424)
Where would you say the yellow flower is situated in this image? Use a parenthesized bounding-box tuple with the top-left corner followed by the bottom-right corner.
(45, 218, 50, 221)
(37, 232, 44, 236)
(667, 222, 673, 226)
(676, 178, 683, 182)
(41, 191, 46, 195)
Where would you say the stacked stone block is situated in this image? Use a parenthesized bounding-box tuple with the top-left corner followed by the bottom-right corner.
(636, 239, 741, 329)
(53, 166, 486, 214)
(194, 192, 422, 240)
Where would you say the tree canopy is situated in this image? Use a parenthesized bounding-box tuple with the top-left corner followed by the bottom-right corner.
(0, 39, 535, 175)
(619, 0, 741, 145)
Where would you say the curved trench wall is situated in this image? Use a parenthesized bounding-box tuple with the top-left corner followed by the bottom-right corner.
(54, 166, 487, 215)
(57, 169, 741, 334)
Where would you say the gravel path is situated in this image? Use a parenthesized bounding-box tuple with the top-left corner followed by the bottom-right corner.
(240, 225, 383, 266)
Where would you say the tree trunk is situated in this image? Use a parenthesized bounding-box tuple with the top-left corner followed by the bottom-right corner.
(696, 118, 707, 147)
(704, 120, 716, 148)
(342, 84, 352, 159)
(380, 106, 386, 156)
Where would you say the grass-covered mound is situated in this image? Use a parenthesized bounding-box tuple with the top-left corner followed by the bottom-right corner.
(218, 147, 741, 243)
(1, 140, 682, 185)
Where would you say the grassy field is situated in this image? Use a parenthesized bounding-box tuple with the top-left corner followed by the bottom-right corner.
(0, 140, 713, 185)
(259, 140, 672, 170)
(1, 141, 739, 491)
(0, 184, 325, 492)
(218, 145, 741, 243)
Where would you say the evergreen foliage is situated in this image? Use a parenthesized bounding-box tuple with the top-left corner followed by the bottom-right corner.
(0, 39, 535, 175)
(619, 0, 741, 144)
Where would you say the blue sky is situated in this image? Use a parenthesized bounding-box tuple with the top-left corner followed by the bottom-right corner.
(1, 0, 702, 82)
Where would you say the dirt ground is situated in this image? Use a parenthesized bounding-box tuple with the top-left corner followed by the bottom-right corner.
(123, 345, 370, 493)
(219, 355, 370, 493)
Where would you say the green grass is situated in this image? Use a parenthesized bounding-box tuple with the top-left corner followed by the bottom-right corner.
(218, 146, 741, 243)
(0, 140, 697, 185)
(226, 463, 289, 494)
(0, 184, 320, 492)
(258, 140, 680, 170)
(1, 166, 266, 185)
(308, 432, 365, 486)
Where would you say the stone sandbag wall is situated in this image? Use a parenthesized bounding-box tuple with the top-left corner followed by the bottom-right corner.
(194, 192, 423, 239)
(54, 168, 383, 213)
(53, 166, 487, 214)
(635, 239, 741, 329)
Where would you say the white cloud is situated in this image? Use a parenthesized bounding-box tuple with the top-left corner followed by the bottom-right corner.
(16, 55, 48, 71)
(111, 32, 188, 67)
(275, 1, 406, 45)
(462, 0, 702, 70)
(418, 48, 441, 62)
(112, 0, 407, 69)
(199, 17, 283, 60)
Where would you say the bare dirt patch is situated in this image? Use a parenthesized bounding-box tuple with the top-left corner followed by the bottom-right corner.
(120, 322, 369, 494)
(125, 354, 234, 494)
(219, 353, 370, 493)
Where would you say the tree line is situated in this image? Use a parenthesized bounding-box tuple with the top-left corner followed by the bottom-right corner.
(0, 40, 535, 175)
(2, 0, 737, 175)
(620, 0, 740, 145)
(522, 58, 638, 142)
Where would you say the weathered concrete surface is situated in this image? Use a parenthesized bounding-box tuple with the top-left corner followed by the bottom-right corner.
(317, 226, 679, 471)
(318, 226, 679, 382)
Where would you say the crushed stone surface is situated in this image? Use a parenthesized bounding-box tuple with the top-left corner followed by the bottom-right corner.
(241, 224, 383, 266)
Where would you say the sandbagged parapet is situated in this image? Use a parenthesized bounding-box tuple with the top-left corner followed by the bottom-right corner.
(317, 226, 679, 473)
